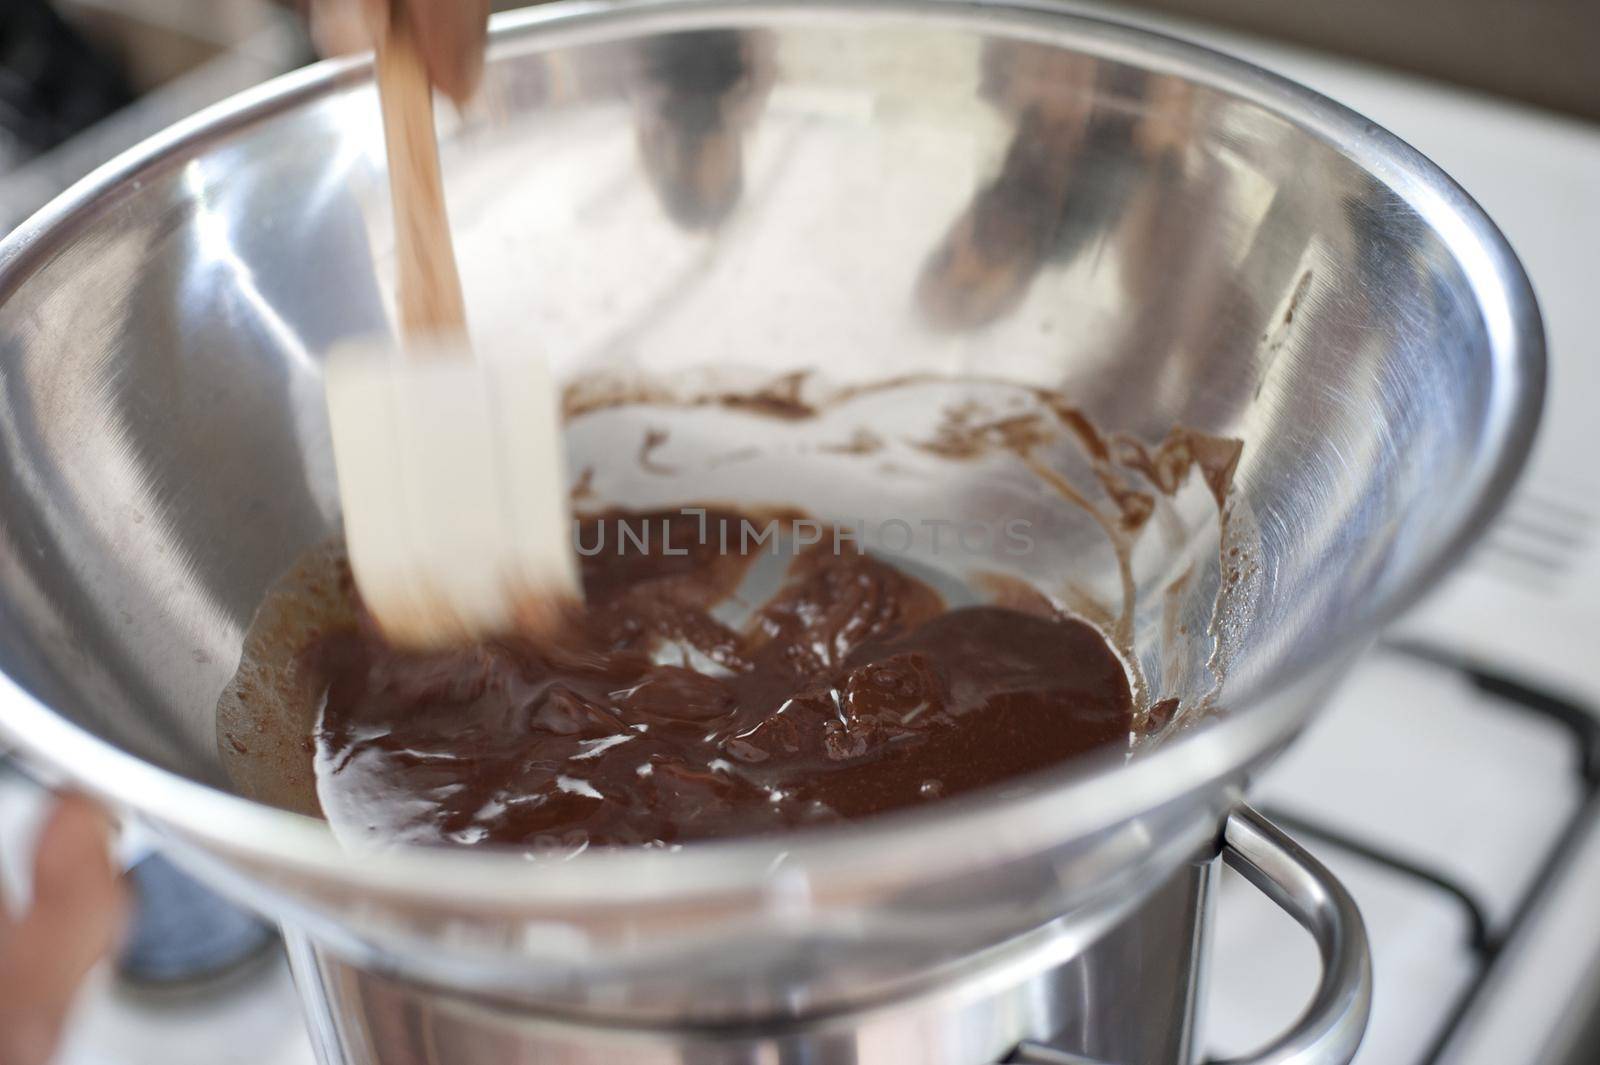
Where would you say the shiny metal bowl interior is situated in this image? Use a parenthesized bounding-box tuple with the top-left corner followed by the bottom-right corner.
(0, 0, 1540, 1021)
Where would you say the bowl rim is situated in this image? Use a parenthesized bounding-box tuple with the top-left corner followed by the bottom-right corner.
(0, 0, 1545, 907)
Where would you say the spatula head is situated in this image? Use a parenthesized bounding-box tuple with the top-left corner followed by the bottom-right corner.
(323, 337, 581, 648)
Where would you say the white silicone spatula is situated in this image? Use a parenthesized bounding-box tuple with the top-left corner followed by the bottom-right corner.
(324, 7, 579, 649)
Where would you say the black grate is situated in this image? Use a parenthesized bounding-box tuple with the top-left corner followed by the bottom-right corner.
(1261, 640, 1600, 1065)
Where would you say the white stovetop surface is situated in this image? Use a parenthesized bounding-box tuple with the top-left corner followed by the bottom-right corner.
(3, 8, 1598, 1065)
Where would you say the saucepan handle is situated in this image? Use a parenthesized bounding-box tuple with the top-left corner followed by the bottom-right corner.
(1015, 804, 1371, 1065)
(1204, 804, 1371, 1065)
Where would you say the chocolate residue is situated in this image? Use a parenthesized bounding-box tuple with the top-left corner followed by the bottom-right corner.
(1099, 470, 1156, 535)
(561, 370, 1247, 725)
(1041, 397, 1112, 464)
(216, 541, 357, 819)
(820, 428, 887, 456)
(639, 427, 676, 474)
(298, 511, 1133, 849)
(1113, 428, 1244, 509)
(1145, 697, 1180, 735)
(1256, 270, 1315, 400)
(566, 371, 820, 423)
(565, 370, 1242, 516)
(570, 466, 597, 501)
(918, 409, 1057, 461)
(717, 370, 816, 420)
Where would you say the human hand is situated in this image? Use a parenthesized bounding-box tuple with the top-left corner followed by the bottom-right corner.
(0, 795, 124, 1065)
(308, 0, 493, 104)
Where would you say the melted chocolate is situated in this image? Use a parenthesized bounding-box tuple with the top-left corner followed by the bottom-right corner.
(307, 510, 1134, 850)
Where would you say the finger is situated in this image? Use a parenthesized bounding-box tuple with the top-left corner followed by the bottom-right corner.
(0, 796, 125, 1065)
(310, 0, 389, 57)
(407, 0, 492, 104)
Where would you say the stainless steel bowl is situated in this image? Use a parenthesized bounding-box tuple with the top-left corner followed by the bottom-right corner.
(0, 0, 1541, 1036)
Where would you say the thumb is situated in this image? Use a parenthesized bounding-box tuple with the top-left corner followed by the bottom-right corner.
(406, 0, 492, 105)
(309, 0, 390, 57)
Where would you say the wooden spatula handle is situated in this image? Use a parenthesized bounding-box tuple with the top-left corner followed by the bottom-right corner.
(375, 3, 468, 341)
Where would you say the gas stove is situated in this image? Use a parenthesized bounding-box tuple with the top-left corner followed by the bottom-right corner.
(2, 6, 1597, 1065)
